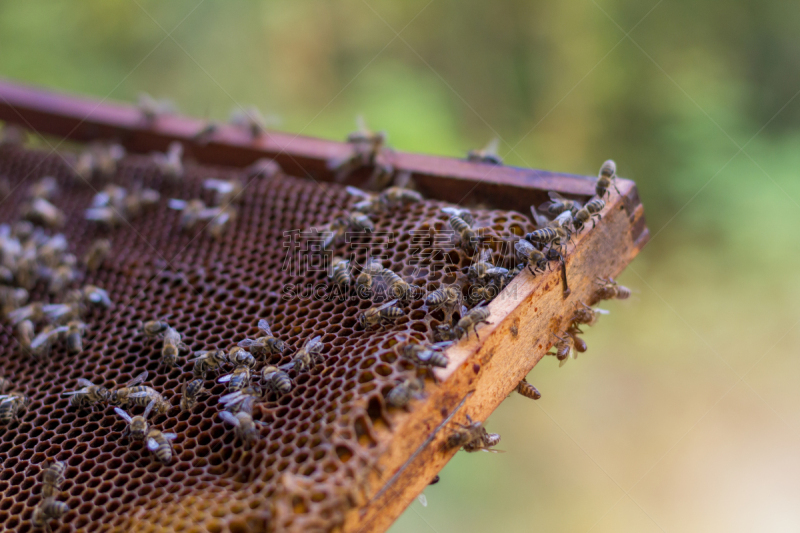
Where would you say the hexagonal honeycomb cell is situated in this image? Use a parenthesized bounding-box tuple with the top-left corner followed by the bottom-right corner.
(0, 142, 534, 533)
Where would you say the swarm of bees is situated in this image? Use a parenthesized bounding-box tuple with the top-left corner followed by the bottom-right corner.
(84, 183, 161, 227)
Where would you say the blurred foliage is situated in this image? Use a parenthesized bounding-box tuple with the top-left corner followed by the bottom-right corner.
(2, 1, 800, 531)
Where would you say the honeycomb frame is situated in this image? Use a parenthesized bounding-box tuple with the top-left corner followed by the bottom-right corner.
(0, 81, 649, 533)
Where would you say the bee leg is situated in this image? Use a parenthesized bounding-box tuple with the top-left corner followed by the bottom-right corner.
(473, 325, 481, 341)
(613, 179, 621, 195)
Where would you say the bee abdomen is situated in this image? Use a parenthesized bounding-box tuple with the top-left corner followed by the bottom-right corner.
(516, 378, 541, 400)
(448, 216, 470, 233)
(585, 198, 605, 213)
(525, 227, 558, 244)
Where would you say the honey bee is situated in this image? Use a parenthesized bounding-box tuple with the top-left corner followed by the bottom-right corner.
(227, 346, 257, 368)
(516, 378, 541, 400)
(525, 213, 571, 251)
(381, 268, 419, 301)
(189, 350, 228, 379)
(467, 249, 508, 285)
(425, 285, 462, 317)
(261, 365, 293, 395)
(46, 264, 78, 295)
(328, 116, 387, 181)
(29, 326, 62, 359)
(571, 302, 609, 327)
(330, 257, 352, 294)
(356, 259, 384, 295)
(0, 392, 30, 424)
(442, 207, 479, 255)
(513, 239, 547, 276)
(83, 238, 111, 271)
(84, 206, 123, 228)
(467, 283, 500, 307)
(218, 388, 262, 413)
(567, 325, 588, 353)
(161, 326, 187, 368)
(378, 186, 422, 208)
(229, 106, 272, 139)
(573, 198, 605, 232)
(114, 400, 155, 442)
(40, 460, 66, 498)
(168, 198, 207, 230)
(1, 287, 29, 317)
(290, 335, 324, 372)
(80, 284, 112, 308)
(123, 187, 161, 218)
(238, 319, 285, 357)
(206, 206, 237, 239)
(444, 415, 501, 453)
(0, 376, 8, 394)
(138, 93, 176, 124)
(400, 339, 450, 369)
(61, 378, 110, 410)
(141, 319, 170, 339)
(434, 324, 457, 342)
(63, 321, 86, 354)
(539, 191, 582, 217)
(127, 388, 171, 415)
(357, 299, 405, 330)
(549, 333, 575, 367)
(15, 319, 34, 350)
(41, 302, 80, 326)
(108, 371, 149, 407)
(203, 178, 244, 206)
(219, 409, 265, 449)
(454, 305, 492, 340)
(386, 378, 424, 408)
(192, 121, 219, 145)
(32, 497, 69, 533)
(245, 158, 282, 179)
(22, 198, 65, 228)
(594, 276, 631, 301)
(218, 365, 252, 392)
(345, 186, 385, 215)
(596, 159, 620, 199)
(7, 301, 44, 325)
(153, 142, 184, 182)
(466, 138, 502, 165)
(180, 379, 208, 411)
(28, 176, 59, 200)
(146, 428, 178, 463)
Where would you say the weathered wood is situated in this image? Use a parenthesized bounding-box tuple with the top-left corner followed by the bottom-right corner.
(346, 181, 647, 533)
(0, 80, 649, 533)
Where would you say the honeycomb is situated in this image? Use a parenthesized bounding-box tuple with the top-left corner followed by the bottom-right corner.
(0, 141, 535, 533)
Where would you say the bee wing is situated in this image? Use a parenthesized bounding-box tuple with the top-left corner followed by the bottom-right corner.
(375, 299, 399, 312)
(203, 178, 229, 193)
(218, 391, 244, 405)
(431, 341, 454, 350)
(548, 191, 567, 202)
(478, 248, 492, 263)
(217, 374, 234, 383)
(301, 335, 323, 351)
(240, 396, 255, 414)
(417, 494, 428, 507)
(480, 448, 506, 453)
(278, 362, 294, 371)
(146, 437, 160, 451)
(483, 137, 500, 155)
(76, 378, 95, 388)
(486, 267, 509, 277)
(237, 339, 257, 348)
(167, 198, 187, 210)
(529, 206, 550, 228)
(113, 407, 132, 423)
(143, 400, 155, 419)
(345, 186, 370, 199)
(127, 371, 148, 387)
(162, 433, 177, 441)
(594, 308, 611, 315)
(128, 391, 153, 399)
(257, 319, 273, 336)
(61, 388, 90, 396)
(355, 114, 368, 134)
(219, 411, 238, 426)
(188, 352, 209, 361)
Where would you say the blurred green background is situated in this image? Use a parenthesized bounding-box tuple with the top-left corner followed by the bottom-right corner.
(3, 1, 800, 531)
